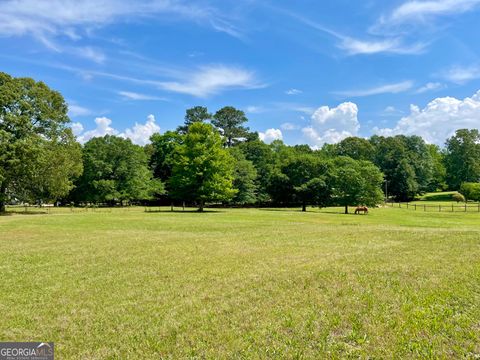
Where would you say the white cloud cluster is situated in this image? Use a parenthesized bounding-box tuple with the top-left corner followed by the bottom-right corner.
(77, 117, 119, 143)
(374, 90, 480, 144)
(302, 102, 359, 146)
(120, 114, 160, 146)
(75, 114, 160, 145)
(259, 128, 283, 143)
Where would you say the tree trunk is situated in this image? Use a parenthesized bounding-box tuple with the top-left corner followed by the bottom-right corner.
(302, 202, 306, 212)
(0, 185, 6, 213)
(198, 200, 204, 212)
(344, 205, 348, 214)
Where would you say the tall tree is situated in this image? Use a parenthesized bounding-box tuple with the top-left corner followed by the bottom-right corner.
(336, 137, 375, 161)
(169, 123, 236, 211)
(426, 144, 447, 191)
(72, 135, 163, 205)
(212, 106, 249, 147)
(444, 129, 480, 189)
(229, 147, 258, 205)
(0, 72, 82, 212)
(370, 135, 421, 201)
(176, 106, 212, 134)
(271, 155, 331, 211)
(147, 130, 182, 184)
(331, 157, 384, 214)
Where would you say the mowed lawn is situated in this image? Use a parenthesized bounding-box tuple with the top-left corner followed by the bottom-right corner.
(1, 207, 480, 359)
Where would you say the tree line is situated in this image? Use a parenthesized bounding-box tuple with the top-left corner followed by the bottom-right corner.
(2, 72, 480, 213)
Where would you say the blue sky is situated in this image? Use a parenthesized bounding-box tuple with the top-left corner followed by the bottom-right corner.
(2, 0, 480, 146)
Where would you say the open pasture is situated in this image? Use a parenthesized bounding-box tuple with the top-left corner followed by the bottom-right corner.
(1, 207, 480, 358)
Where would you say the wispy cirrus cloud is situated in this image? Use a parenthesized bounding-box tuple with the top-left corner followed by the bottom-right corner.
(334, 81, 414, 97)
(441, 64, 480, 84)
(383, 0, 480, 25)
(158, 65, 265, 97)
(277, 9, 426, 55)
(118, 91, 167, 101)
(0, 0, 242, 52)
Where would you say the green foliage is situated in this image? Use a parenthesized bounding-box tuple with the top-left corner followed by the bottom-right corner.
(460, 182, 480, 201)
(370, 135, 432, 201)
(445, 129, 480, 189)
(426, 144, 447, 191)
(72, 135, 162, 204)
(331, 157, 384, 213)
(0, 72, 82, 210)
(176, 106, 212, 134)
(147, 130, 182, 193)
(452, 192, 466, 203)
(271, 155, 331, 211)
(212, 106, 249, 147)
(169, 123, 236, 211)
(238, 138, 277, 202)
(336, 136, 375, 161)
(228, 147, 258, 205)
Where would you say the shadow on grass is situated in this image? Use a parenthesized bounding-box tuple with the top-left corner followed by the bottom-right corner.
(2, 211, 48, 216)
(144, 209, 225, 214)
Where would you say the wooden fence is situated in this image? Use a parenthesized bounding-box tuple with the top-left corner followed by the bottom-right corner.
(387, 202, 480, 212)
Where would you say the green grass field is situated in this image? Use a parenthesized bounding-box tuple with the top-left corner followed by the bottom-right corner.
(1, 206, 480, 358)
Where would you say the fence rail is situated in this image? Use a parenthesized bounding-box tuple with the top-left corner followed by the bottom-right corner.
(387, 202, 480, 212)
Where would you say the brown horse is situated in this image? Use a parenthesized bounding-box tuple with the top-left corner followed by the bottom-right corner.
(354, 206, 369, 215)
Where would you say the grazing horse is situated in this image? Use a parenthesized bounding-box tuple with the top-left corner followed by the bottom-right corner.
(355, 206, 369, 215)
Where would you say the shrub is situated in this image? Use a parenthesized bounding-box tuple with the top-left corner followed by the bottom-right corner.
(452, 193, 466, 203)
(460, 182, 480, 201)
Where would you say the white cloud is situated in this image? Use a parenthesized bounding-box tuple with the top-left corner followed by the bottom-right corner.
(339, 37, 426, 55)
(68, 103, 91, 117)
(442, 65, 480, 84)
(76, 115, 160, 145)
(70, 122, 84, 136)
(245, 106, 266, 114)
(302, 102, 360, 146)
(118, 91, 166, 101)
(335, 81, 413, 97)
(119, 114, 160, 145)
(77, 116, 118, 143)
(285, 88, 303, 95)
(0, 0, 238, 42)
(284, 11, 426, 55)
(73, 46, 106, 64)
(280, 122, 300, 131)
(158, 65, 263, 97)
(259, 128, 283, 143)
(415, 82, 445, 93)
(386, 0, 480, 24)
(374, 90, 480, 144)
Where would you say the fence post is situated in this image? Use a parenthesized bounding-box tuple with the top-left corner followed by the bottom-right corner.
(424, 204, 426, 212)
(465, 203, 467, 212)
(452, 204, 454, 212)
(414, 204, 417, 211)
(407, 203, 409, 209)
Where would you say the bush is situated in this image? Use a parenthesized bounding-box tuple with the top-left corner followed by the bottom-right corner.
(452, 193, 466, 203)
(460, 182, 480, 201)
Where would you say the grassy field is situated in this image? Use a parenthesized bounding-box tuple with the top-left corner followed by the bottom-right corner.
(1, 206, 480, 359)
